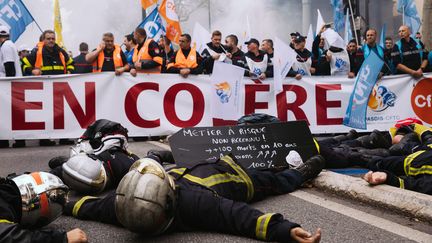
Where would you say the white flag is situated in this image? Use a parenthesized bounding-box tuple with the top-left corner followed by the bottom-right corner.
(192, 22, 211, 54)
(316, 9, 326, 35)
(344, 8, 353, 46)
(211, 62, 244, 120)
(273, 37, 297, 93)
(322, 28, 345, 49)
(305, 24, 314, 52)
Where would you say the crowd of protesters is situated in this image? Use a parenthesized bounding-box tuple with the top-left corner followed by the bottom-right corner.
(0, 23, 431, 148)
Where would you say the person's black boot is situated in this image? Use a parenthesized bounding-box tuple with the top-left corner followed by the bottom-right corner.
(12, 140, 26, 148)
(294, 155, 325, 182)
(333, 129, 358, 142)
(59, 139, 75, 145)
(147, 150, 175, 164)
(357, 130, 391, 149)
(39, 139, 56, 146)
(0, 140, 9, 148)
(421, 131, 432, 145)
(389, 133, 419, 155)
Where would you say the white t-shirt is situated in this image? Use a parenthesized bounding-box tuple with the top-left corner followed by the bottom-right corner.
(0, 40, 22, 77)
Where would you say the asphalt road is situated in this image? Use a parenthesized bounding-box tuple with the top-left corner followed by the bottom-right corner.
(1, 141, 431, 243)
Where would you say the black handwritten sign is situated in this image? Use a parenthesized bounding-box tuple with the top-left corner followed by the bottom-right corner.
(169, 121, 318, 169)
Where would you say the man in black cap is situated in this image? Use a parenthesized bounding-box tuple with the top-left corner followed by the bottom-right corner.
(244, 38, 273, 81)
(290, 32, 298, 49)
(289, 35, 313, 80)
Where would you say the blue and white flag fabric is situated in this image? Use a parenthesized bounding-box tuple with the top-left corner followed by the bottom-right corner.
(211, 62, 244, 120)
(343, 8, 353, 46)
(273, 37, 297, 93)
(0, 0, 35, 42)
(379, 24, 386, 48)
(330, 0, 345, 33)
(137, 7, 166, 41)
(343, 51, 384, 129)
(397, 0, 421, 34)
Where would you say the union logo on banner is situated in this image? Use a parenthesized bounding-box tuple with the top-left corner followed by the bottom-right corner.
(368, 85, 397, 112)
(215, 81, 232, 104)
(411, 78, 432, 124)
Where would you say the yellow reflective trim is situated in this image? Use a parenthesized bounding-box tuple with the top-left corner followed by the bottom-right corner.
(168, 168, 186, 175)
(398, 178, 405, 189)
(72, 196, 98, 217)
(406, 165, 432, 176)
(255, 213, 274, 240)
(413, 124, 432, 139)
(182, 173, 245, 188)
(313, 138, 320, 154)
(22, 57, 33, 69)
(0, 219, 14, 224)
(389, 127, 397, 138)
(220, 155, 254, 201)
(403, 150, 425, 175)
(40, 65, 66, 71)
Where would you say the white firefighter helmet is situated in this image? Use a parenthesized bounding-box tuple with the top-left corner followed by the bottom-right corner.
(62, 154, 109, 194)
(115, 158, 176, 234)
(12, 172, 68, 228)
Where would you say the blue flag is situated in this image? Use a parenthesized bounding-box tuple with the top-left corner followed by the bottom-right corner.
(397, 0, 421, 34)
(343, 51, 384, 129)
(137, 7, 165, 41)
(330, 0, 345, 33)
(0, 0, 35, 42)
(379, 24, 386, 48)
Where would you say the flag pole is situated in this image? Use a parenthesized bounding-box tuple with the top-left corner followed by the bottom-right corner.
(348, 0, 359, 46)
(402, 5, 405, 25)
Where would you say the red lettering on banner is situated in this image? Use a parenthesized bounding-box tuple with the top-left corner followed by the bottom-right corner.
(316, 84, 343, 125)
(164, 83, 204, 127)
(11, 82, 45, 130)
(53, 82, 96, 129)
(244, 84, 269, 114)
(125, 83, 160, 128)
(276, 84, 309, 124)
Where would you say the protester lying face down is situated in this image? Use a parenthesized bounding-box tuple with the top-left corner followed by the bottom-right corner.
(0, 172, 88, 242)
(65, 149, 323, 243)
(48, 119, 140, 195)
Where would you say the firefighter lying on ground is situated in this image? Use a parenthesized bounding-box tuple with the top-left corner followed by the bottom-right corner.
(48, 119, 140, 195)
(65, 150, 324, 243)
(363, 124, 432, 195)
(0, 172, 87, 243)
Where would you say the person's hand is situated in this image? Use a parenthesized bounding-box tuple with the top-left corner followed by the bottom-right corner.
(412, 68, 423, 79)
(212, 53, 221, 60)
(295, 74, 302, 80)
(290, 227, 321, 243)
(392, 134, 404, 144)
(32, 68, 41, 76)
(180, 68, 191, 78)
(115, 67, 124, 76)
(258, 73, 266, 80)
(348, 72, 355, 78)
(319, 25, 327, 34)
(130, 68, 137, 77)
(97, 42, 106, 52)
(310, 67, 316, 74)
(134, 61, 142, 70)
(362, 171, 387, 185)
(226, 52, 233, 59)
(67, 228, 88, 243)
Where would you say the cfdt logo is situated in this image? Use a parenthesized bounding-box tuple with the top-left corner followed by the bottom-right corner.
(368, 85, 396, 112)
(215, 81, 232, 104)
(411, 78, 432, 123)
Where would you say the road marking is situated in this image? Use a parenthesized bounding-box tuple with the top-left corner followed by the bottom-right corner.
(146, 141, 171, 150)
(291, 190, 432, 243)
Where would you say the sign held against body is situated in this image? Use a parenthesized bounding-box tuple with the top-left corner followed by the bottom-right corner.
(169, 121, 318, 170)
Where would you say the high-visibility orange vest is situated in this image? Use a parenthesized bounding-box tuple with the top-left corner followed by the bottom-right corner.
(35, 42, 66, 73)
(92, 45, 124, 73)
(167, 47, 198, 70)
(133, 38, 162, 73)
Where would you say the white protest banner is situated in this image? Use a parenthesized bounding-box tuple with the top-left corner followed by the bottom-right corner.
(0, 72, 430, 139)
